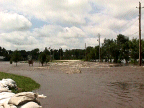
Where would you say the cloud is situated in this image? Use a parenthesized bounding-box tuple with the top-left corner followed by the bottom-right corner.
(58, 26, 86, 38)
(84, 37, 104, 47)
(82, 24, 117, 39)
(90, 0, 139, 19)
(0, 31, 39, 50)
(0, 24, 87, 50)
(0, 12, 32, 31)
(33, 25, 63, 37)
(0, 0, 92, 25)
(33, 25, 86, 49)
(0, 0, 143, 51)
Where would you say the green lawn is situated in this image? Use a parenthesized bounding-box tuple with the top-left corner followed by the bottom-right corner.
(0, 72, 40, 93)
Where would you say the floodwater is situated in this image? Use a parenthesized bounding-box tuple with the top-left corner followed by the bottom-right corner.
(0, 61, 144, 108)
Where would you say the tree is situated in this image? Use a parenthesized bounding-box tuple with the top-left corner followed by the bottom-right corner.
(46, 55, 50, 64)
(87, 47, 96, 61)
(94, 46, 99, 60)
(38, 52, 46, 66)
(102, 39, 114, 62)
(19, 50, 27, 61)
(11, 50, 21, 66)
(31, 48, 40, 60)
(117, 34, 130, 63)
(0, 47, 2, 56)
(53, 49, 59, 60)
(129, 38, 139, 63)
(59, 48, 63, 60)
(43, 47, 50, 63)
(64, 49, 71, 59)
(109, 40, 120, 63)
(85, 46, 93, 61)
(44, 47, 50, 55)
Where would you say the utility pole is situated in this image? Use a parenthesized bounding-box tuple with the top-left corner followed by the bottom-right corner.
(98, 33, 100, 62)
(137, 2, 143, 66)
(139, 2, 142, 66)
(85, 43, 86, 60)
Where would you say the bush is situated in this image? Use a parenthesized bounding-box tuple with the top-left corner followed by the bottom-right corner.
(11, 50, 21, 66)
(46, 55, 50, 64)
(10, 58, 13, 64)
(130, 59, 138, 65)
(117, 60, 121, 63)
(38, 52, 46, 66)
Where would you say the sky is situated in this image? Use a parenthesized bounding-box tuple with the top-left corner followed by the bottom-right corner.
(0, 0, 144, 51)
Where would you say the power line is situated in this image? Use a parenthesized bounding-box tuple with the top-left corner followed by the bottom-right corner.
(98, 8, 138, 19)
(117, 18, 138, 33)
(125, 31, 139, 37)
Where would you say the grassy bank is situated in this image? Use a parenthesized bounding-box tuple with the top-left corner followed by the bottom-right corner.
(0, 72, 40, 93)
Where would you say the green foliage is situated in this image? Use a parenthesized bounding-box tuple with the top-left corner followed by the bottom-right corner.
(102, 39, 114, 62)
(46, 55, 50, 64)
(44, 47, 50, 55)
(88, 48, 96, 60)
(110, 40, 120, 63)
(31, 48, 40, 60)
(129, 38, 139, 62)
(102, 34, 130, 63)
(130, 59, 138, 65)
(63, 49, 85, 60)
(0, 47, 11, 61)
(87, 46, 99, 61)
(10, 58, 13, 64)
(0, 33, 143, 65)
(38, 52, 46, 66)
(117, 60, 121, 63)
(27, 55, 32, 60)
(11, 50, 21, 66)
(117, 34, 130, 63)
(85, 46, 93, 61)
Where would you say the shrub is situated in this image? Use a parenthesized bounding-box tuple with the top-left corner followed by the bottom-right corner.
(11, 50, 21, 66)
(38, 52, 46, 66)
(10, 58, 13, 64)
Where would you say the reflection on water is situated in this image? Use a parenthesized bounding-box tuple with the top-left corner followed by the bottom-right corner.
(107, 82, 144, 107)
(108, 82, 144, 90)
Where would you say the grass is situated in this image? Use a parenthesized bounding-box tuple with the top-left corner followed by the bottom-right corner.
(0, 72, 40, 93)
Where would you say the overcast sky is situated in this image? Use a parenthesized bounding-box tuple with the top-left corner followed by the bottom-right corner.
(0, 0, 144, 51)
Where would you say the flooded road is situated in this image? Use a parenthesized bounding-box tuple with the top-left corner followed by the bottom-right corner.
(0, 61, 144, 108)
(78, 67, 144, 108)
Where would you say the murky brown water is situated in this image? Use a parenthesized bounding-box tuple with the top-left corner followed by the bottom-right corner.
(107, 82, 144, 107)
(0, 61, 144, 108)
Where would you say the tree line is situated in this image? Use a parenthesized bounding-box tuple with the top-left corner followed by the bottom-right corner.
(0, 34, 143, 65)
(86, 34, 143, 64)
(0, 47, 85, 61)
